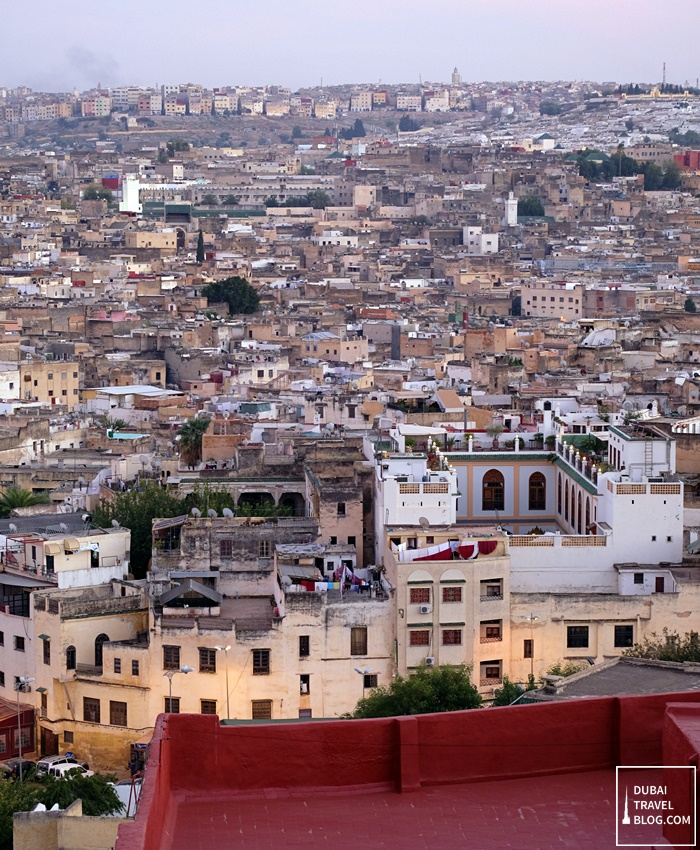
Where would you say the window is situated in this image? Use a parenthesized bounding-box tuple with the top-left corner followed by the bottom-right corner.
(0, 632, 4, 647)
(299, 635, 310, 658)
(524, 639, 533, 659)
(113, 658, 121, 674)
(95, 633, 109, 667)
(83, 697, 101, 724)
(300, 674, 310, 694)
(73, 372, 78, 379)
(442, 586, 462, 603)
(528, 472, 546, 511)
(634, 573, 644, 585)
(348, 536, 356, 546)
(299, 709, 313, 719)
(110, 701, 127, 727)
(350, 627, 367, 656)
(14, 636, 24, 652)
(14, 729, 31, 750)
(0, 672, 4, 687)
(442, 629, 462, 646)
(651, 535, 657, 542)
(483, 663, 501, 680)
(64, 731, 74, 744)
(253, 649, 270, 675)
(132, 660, 139, 676)
(43, 640, 50, 665)
(614, 625, 634, 648)
(258, 540, 271, 558)
(337, 502, 346, 516)
(482, 469, 504, 511)
(251, 700, 272, 720)
(410, 587, 430, 604)
(329, 536, 337, 545)
(66, 646, 76, 670)
(165, 697, 180, 713)
(567, 626, 589, 648)
(220, 539, 233, 558)
(199, 648, 216, 673)
(409, 630, 431, 646)
(364, 674, 378, 689)
(201, 700, 217, 715)
(163, 645, 181, 671)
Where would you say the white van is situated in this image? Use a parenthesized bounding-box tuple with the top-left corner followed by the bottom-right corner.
(36, 754, 90, 777)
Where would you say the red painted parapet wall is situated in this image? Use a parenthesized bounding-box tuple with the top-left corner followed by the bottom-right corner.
(115, 691, 700, 850)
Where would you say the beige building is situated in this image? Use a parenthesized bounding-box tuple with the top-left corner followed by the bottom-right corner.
(14, 799, 126, 850)
(521, 281, 584, 320)
(19, 360, 82, 411)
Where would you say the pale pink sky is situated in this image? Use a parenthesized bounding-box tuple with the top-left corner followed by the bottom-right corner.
(4, 0, 699, 92)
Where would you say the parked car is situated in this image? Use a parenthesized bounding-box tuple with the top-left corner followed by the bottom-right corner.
(2, 758, 36, 779)
(35, 754, 89, 777)
(45, 763, 94, 779)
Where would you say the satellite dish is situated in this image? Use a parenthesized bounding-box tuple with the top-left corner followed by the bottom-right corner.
(207, 509, 218, 519)
(222, 508, 234, 518)
(190, 508, 201, 518)
(139, 455, 148, 465)
(8, 523, 17, 533)
(59, 523, 68, 532)
(418, 516, 430, 530)
(281, 575, 293, 587)
(111, 519, 120, 528)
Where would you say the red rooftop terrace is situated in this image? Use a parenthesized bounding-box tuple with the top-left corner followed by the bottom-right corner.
(115, 692, 700, 850)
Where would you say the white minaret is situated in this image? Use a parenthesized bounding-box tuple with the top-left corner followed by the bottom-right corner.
(504, 191, 518, 227)
(451, 67, 461, 86)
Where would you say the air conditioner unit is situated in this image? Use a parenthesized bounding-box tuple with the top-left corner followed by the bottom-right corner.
(419, 604, 432, 614)
(425, 656, 435, 666)
(300, 683, 308, 694)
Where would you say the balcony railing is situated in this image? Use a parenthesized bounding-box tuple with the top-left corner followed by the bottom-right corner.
(555, 440, 599, 484)
(480, 678, 502, 687)
(480, 635, 502, 643)
(480, 593, 503, 602)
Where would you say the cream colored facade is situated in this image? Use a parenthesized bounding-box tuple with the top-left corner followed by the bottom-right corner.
(521, 281, 584, 320)
(19, 360, 82, 411)
(13, 799, 125, 850)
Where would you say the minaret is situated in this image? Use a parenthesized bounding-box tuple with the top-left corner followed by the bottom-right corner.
(451, 67, 461, 86)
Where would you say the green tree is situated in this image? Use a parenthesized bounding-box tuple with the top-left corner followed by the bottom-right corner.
(291, 125, 303, 139)
(517, 195, 545, 217)
(182, 483, 236, 516)
(264, 196, 279, 207)
(352, 664, 482, 718)
(0, 486, 49, 518)
(196, 230, 205, 263)
(643, 163, 664, 191)
(662, 161, 682, 190)
(177, 417, 212, 469)
(201, 194, 218, 206)
(166, 139, 190, 156)
(222, 194, 240, 206)
(545, 660, 586, 678)
(540, 101, 562, 115)
(623, 629, 700, 662)
(399, 115, 421, 133)
(0, 776, 40, 848)
(202, 276, 260, 314)
(306, 190, 331, 209)
(92, 485, 185, 578)
(625, 118, 634, 131)
(38, 771, 122, 817)
(685, 297, 697, 313)
(82, 184, 112, 202)
(492, 674, 537, 706)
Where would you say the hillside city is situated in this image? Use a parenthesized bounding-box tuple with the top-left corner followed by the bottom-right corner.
(2, 68, 700, 847)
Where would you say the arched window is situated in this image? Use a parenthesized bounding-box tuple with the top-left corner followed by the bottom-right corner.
(482, 469, 505, 512)
(66, 645, 76, 671)
(564, 480, 569, 521)
(529, 472, 546, 511)
(543, 401, 552, 411)
(557, 474, 562, 515)
(585, 497, 591, 534)
(577, 492, 582, 534)
(95, 633, 109, 668)
(570, 486, 576, 529)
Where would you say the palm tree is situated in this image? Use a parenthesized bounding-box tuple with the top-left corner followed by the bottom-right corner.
(177, 418, 212, 469)
(222, 194, 240, 206)
(0, 486, 50, 518)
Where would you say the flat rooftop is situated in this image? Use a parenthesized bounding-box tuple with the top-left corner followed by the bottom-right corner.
(163, 768, 659, 850)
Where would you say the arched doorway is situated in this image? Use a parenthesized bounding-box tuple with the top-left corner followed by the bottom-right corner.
(577, 492, 582, 534)
(278, 492, 305, 517)
(482, 469, 505, 512)
(564, 480, 569, 522)
(237, 492, 275, 516)
(585, 497, 591, 534)
(95, 633, 109, 668)
(528, 472, 546, 511)
(557, 474, 562, 515)
(176, 228, 186, 251)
